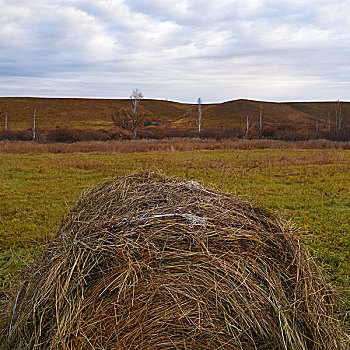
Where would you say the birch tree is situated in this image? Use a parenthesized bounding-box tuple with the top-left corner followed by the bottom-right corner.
(335, 100, 344, 137)
(111, 89, 151, 139)
(0, 111, 6, 131)
(130, 88, 143, 117)
(259, 105, 263, 138)
(327, 110, 331, 130)
(32, 108, 37, 141)
(245, 114, 250, 139)
(335, 101, 339, 134)
(195, 97, 204, 136)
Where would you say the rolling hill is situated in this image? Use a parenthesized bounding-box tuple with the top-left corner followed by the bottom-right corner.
(0, 97, 349, 138)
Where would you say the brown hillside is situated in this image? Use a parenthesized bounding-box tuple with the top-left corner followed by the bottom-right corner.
(0, 97, 348, 132)
(286, 101, 350, 121)
(0, 98, 192, 131)
(202, 99, 313, 128)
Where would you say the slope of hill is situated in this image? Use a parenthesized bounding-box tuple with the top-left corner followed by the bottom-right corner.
(286, 101, 350, 121)
(0, 98, 193, 130)
(0, 97, 349, 137)
(203, 99, 312, 127)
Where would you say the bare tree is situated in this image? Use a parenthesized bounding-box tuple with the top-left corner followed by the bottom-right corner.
(338, 103, 343, 134)
(259, 105, 263, 138)
(335, 100, 344, 137)
(130, 88, 143, 116)
(0, 111, 5, 131)
(32, 108, 37, 141)
(111, 89, 151, 139)
(245, 114, 250, 139)
(327, 110, 331, 130)
(196, 97, 203, 136)
(335, 101, 339, 134)
(315, 120, 319, 134)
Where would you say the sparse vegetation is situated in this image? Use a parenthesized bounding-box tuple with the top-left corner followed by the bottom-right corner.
(1, 97, 349, 141)
(0, 138, 349, 154)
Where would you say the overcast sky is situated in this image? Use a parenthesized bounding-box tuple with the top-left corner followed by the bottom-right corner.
(1, 0, 350, 102)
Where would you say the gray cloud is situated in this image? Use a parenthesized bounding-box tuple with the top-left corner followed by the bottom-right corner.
(0, 0, 349, 102)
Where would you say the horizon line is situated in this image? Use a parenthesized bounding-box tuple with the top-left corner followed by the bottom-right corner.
(0, 95, 349, 105)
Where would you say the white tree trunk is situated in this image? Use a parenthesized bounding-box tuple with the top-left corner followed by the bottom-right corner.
(259, 106, 263, 138)
(245, 115, 250, 139)
(197, 97, 203, 136)
(33, 109, 37, 141)
(327, 111, 331, 130)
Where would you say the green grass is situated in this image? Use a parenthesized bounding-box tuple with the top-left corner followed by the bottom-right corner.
(1, 149, 349, 327)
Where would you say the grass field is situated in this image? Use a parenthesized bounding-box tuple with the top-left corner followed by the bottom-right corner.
(0, 147, 349, 328)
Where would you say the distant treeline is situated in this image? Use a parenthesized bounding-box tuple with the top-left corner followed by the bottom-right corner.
(139, 123, 350, 141)
(1, 123, 350, 142)
(0, 128, 122, 143)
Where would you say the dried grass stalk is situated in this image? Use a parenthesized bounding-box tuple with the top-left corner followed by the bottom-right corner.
(1, 172, 348, 349)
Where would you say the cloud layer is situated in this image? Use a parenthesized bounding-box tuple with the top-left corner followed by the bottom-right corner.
(1, 0, 350, 102)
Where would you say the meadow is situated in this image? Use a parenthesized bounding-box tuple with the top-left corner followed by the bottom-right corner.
(0, 143, 349, 329)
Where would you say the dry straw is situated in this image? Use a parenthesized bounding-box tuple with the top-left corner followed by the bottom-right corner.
(1, 172, 348, 349)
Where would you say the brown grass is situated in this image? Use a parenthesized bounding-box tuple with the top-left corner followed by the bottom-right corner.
(1, 97, 349, 130)
(0, 138, 350, 154)
(0, 97, 192, 130)
(1, 172, 347, 349)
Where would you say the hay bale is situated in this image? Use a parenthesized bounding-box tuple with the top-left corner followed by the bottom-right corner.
(2, 172, 347, 349)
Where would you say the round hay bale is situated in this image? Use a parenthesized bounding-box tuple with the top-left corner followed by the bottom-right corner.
(2, 172, 347, 349)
